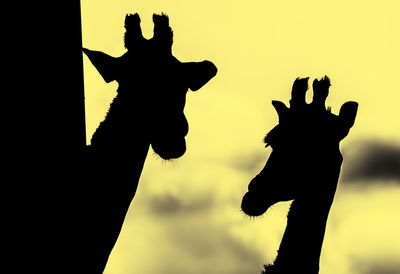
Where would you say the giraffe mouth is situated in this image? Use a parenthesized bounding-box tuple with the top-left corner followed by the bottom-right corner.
(151, 137, 186, 160)
(241, 191, 275, 217)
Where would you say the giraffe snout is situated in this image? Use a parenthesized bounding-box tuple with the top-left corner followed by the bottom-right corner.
(241, 191, 272, 217)
(151, 137, 186, 160)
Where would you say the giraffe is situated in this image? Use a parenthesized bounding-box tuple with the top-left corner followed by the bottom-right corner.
(241, 76, 358, 273)
(81, 13, 217, 273)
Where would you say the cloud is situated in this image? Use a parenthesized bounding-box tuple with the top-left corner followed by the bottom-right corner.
(160, 219, 266, 274)
(364, 264, 400, 274)
(341, 140, 400, 182)
(229, 139, 400, 185)
(139, 156, 253, 216)
(321, 185, 400, 274)
(351, 260, 400, 274)
(147, 192, 215, 214)
(106, 206, 268, 274)
(228, 149, 269, 176)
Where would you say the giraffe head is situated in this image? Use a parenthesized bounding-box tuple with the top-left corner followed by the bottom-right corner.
(241, 76, 358, 216)
(83, 13, 217, 160)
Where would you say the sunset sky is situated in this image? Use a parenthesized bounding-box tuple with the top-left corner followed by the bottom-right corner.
(81, 1, 400, 273)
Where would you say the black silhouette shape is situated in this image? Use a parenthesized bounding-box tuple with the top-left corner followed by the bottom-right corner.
(241, 76, 358, 273)
(82, 13, 217, 273)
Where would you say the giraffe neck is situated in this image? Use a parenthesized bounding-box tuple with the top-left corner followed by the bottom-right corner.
(268, 193, 335, 274)
(265, 153, 342, 274)
(84, 141, 151, 273)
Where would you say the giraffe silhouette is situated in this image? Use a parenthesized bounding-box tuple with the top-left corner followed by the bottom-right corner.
(82, 13, 217, 273)
(241, 76, 358, 273)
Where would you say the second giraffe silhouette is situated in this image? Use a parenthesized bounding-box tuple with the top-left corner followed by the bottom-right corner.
(82, 13, 217, 273)
(241, 76, 358, 273)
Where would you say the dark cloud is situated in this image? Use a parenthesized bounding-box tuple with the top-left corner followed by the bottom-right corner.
(162, 220, 266, 274)
(230, 140, 400, 184)
(147, 192, 215, 214)
(230, 149, 268, 173)
(120, 207, 269, 274)
(341, 140, 400, 182)
(222, 233, 266, 272)
(361, 262, 400, 274)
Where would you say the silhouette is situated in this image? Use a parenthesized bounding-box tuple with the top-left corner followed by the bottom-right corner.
(241, 76, 358, 273)
(6, 2, 88, 273)
(82, 13, 217, 273)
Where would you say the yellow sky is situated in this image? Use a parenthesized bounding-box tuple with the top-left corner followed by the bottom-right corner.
(81, 1, 400, 273)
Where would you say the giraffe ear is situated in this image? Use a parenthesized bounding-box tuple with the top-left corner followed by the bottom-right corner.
(83, 48, 120, 83)
(272, 100, 289, 118)
(182, 61, 217, 91)
(337, 101, 358, 140)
